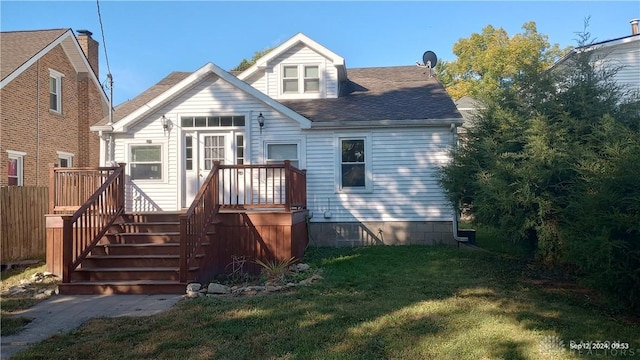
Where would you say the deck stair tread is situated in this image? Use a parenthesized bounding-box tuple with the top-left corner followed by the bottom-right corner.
(75, 266, 199, 272)
(99, 242, 209, 247)
(107, 232, 181, 235)
(63, 280, 186, 285)
(88, 254, 179, 259)
(87, 254, 203, 259)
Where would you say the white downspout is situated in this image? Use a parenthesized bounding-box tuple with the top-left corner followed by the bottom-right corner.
(450, 123, 468, 244)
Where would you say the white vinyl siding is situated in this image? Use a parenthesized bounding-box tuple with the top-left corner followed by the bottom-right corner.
(112, 73, 303, 211)
(305, 128, 453, 223)
(262, 43, 339, 99)
(109, 73, 455, 221)
(607, 40, 640, 96)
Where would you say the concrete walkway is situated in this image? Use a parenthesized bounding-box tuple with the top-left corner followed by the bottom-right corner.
(1, 294, 184, 359)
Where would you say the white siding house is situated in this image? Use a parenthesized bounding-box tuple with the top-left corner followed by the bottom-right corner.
(91, 33, 465, 246)
(550, 20, 640, 98)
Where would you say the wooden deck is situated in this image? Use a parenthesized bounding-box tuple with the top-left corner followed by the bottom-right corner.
(46, 162, 308, 294)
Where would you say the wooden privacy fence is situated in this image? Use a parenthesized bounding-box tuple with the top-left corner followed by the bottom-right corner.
(1, 186, 49, 263)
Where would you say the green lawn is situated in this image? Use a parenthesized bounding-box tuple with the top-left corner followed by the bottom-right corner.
(10, 246, 639, 360)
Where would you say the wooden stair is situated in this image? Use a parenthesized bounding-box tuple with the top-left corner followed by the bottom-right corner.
(58, 212, 207, 295)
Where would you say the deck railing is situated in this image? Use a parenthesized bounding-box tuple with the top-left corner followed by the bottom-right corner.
(49, 165, 120, 214)
(52, 164, 125, 282)
(180, 162, 220, 282)
(217, 160, 307, 209)
(180, 161, 307, 282)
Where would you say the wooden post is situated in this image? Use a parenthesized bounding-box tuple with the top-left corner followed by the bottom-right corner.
(117, 163, 126, 209)
(301, 169, 307, 209)
(284, 160, 291, 211)
(179, 214, 188, 283)
(49, 164, 56, 214)
(61, 215, 73, 283)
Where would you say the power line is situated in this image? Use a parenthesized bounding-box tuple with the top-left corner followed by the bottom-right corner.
(96, 0, 112, 77)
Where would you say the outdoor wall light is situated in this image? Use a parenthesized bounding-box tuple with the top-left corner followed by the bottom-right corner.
(257, 112, 265, 134)
(161, 115, 172, 135)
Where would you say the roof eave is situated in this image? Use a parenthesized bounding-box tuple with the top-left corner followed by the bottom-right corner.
(309, 118, 464, 129)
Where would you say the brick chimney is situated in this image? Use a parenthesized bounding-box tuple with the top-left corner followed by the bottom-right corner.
(76, 29, 99, 77)
(631, 19, 639, 36)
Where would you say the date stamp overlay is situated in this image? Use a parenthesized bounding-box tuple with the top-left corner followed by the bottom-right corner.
(539, 336, 638, 357)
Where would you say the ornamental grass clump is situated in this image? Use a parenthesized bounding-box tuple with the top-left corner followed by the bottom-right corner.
(253, 257, 298, 284)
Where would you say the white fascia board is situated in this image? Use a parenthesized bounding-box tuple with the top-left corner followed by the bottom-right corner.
(90, 124, 114, 133)
(309, 118, 464, 129)
(114, 62, 311, 132)
(237, 33, 345, 81)
(549, 35, 639, 71)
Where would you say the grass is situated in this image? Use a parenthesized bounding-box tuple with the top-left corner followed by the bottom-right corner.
(459, 221, 534, 258)
(1, 262, 58, 336)
(9, 246, 640, 360)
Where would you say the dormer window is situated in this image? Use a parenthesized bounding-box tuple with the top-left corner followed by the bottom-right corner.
(282, 64, 320, 95)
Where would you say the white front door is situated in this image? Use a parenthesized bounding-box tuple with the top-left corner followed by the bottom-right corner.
(184, 132, 244, 207)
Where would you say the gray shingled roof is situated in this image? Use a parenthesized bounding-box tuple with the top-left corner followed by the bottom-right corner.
(0, 28, 69, 81)
(281, 66, 462, 122)
(94, 71, 191, 126)
(96, 65, 461, 126)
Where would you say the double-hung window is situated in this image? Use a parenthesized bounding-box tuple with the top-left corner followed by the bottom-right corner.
(7, 150, 25, 186)
(266, 143, 299, 168)
(338, 136, 371, 192)
(282, 64, 320, 95)
(49, 69, 63, 113)
(57, 151, 73, 167)
(130, 144, 163, 180)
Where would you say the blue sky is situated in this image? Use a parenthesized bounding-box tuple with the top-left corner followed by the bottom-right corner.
(2, 1, 638, 105)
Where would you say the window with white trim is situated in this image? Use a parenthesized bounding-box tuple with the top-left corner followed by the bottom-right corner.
(7, 150, 25, 186)
(267, 143, 299, 169)
(281, 64, 320, 95)
(57, 151, 73, 167)
(49, 69, 63, 113)
(338, 137, 371, 191)
(130, 144, 163, 180)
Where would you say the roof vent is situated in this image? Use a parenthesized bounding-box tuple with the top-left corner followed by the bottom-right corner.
(631, 19, 639, 36)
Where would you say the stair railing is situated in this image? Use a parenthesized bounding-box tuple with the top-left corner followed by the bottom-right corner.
(55, 163, 126, 282)
(179, 161, 220, 282)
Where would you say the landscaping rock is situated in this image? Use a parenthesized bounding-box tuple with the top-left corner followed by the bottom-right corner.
(207, 283, 230, 294)
(185, 283, 202, 298)
(292, 263, 310, 272)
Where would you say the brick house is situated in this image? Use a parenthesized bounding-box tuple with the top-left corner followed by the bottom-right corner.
(0, 28, 109, 186)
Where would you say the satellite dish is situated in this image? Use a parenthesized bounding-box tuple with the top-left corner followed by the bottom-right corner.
(416, 50, 438, 78)
(422, 51, 437, 68)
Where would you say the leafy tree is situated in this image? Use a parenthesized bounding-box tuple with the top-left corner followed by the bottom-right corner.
(436, 21, 569, 101)
(438, 24, 640, 311)
(231, 47, 275, 72)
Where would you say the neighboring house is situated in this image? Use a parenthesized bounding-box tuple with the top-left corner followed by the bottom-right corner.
(550, 19, 640, 97)
(91, 33, 465, 246)
(0, 28, 109, 186)
(454, 96, 484, 138)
